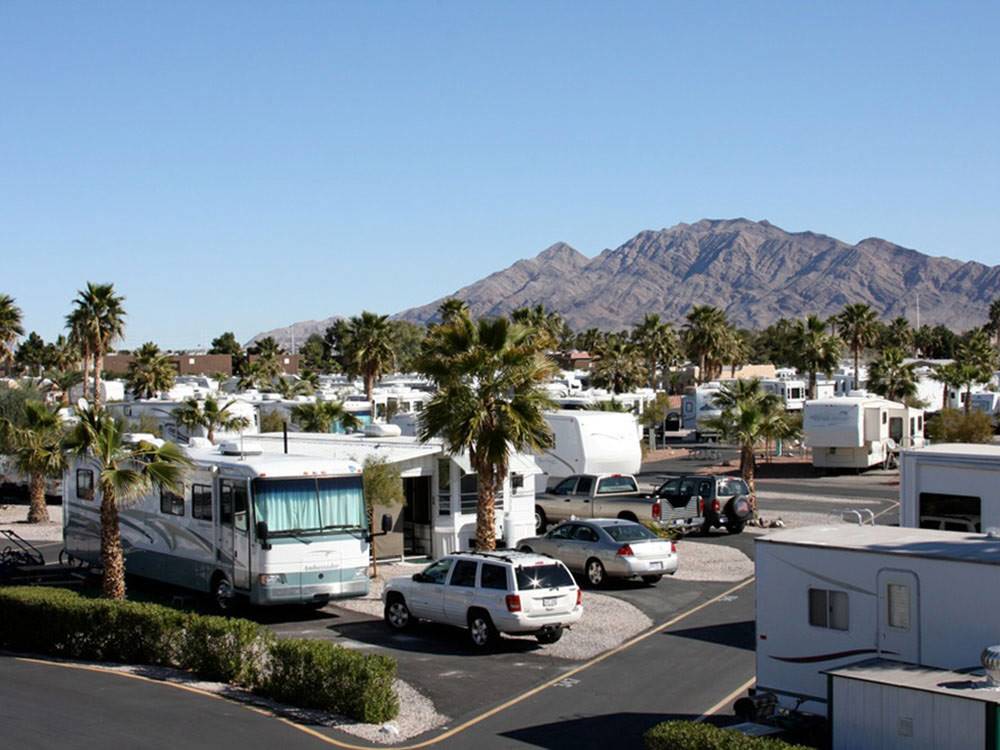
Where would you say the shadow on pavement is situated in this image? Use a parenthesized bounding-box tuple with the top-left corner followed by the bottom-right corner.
(663, 619, 755, 651)
(331, 617, 548, 657)
(498, 712, 725, 750)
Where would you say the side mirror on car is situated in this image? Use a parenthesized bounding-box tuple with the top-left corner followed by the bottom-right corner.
(412, 573, 426, 583)
(256, 521, 268, 541)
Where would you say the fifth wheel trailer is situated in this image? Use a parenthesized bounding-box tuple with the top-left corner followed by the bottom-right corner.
(753, 524, 1000, 719)
(533, 410, 641, 492)
(803, 394, 924, 470)
(900, 443, 1000, 533)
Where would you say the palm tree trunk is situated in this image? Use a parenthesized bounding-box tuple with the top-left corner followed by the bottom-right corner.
(368, 502, 378, 577)
(809, 371, 817, 400)
(475, 465, 497, 551)
(853, 345, 861, 391)
(698, 355, 706, 385)
(81, 344, 91, 403)
(26, 472, 49, 524)
(741, 443, 757, 518)
(94, 349, 104, 408)
(965, 384, 972, 415)
(99, 482, 127, 600)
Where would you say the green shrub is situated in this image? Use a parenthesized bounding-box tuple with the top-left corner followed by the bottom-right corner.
(264, 638, 399, 724)
(182, 614, 274, 686)
(644, 721, 811, 750)
(926, 408, 994, 443)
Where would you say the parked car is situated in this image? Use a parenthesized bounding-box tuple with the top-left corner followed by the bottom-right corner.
(517, 518, 678, 587)
(382, 551, 583, 649)
(656, 475, 752, 534)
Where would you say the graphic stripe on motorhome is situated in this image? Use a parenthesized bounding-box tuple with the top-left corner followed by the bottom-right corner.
(68, 503, 215, 553)
(772, 553, 876, 596)
(769, 648, 894, 664)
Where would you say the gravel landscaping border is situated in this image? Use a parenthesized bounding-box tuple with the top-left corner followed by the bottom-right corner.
(0, 504, 63, 543)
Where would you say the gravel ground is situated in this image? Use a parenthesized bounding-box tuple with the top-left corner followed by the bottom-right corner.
(746, 509, 877, 532)
(338, 562, 653, 661)
(0, 504, 63, 542)
(39, 659, 447, 745)
(672, 539, 753, 582)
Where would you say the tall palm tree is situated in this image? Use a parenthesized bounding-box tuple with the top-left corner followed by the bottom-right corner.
(126, 342, 177, 399)
(705, 379, 788, 515)
(0, 293, 24, 375)
(683, 305, 730, 383)
(174, 396, 250, 443)
(65, 306, 91, 400)
(437, 298, 470, 325)
(934, 362, 965, 410)
(793, 315, 842, 399)
(511, 304, 566, 353)
(631, 314, 679, 389)
(342, 312, 396, 406)
(290, 400, 361, 433)
(989, 298, 1000, 348)
(64, 405, 189, 599)
(868, 347, 919, 403)
(574, 327, 605, 354)
(836, 303, 879, 390)
(48, 334, 79, 373)
(955, 329, 998, 414)
(418, 315, 555, 551)
(250, 336, 285, 385)
(0, 401, 66, 523)
(69, 283, 126, 407)
(44, 369, 83, 407)
(591, 336, 644, 394)
(883, 317, 914, 355)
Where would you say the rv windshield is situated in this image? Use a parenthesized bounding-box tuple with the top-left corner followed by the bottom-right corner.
(253, 476, 366, 536)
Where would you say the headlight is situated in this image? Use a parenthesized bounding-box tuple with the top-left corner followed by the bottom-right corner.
(258, 573, 286, 585)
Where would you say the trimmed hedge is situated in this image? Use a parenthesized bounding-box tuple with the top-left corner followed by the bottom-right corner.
(0, 587, 397, 723)
(644, 721, 811, 750)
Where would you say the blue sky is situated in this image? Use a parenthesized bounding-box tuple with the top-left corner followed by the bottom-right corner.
(1, 2, 997, 348)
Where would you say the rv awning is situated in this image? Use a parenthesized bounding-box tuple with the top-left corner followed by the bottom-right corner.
(451, 452, 543, 477)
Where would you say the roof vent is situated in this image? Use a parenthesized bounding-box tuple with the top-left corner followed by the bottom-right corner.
(364, 423, 402, 438)
(982, 645, 1000, 686)
(219, 440, 262, 456)
(187, 437, 212, 449)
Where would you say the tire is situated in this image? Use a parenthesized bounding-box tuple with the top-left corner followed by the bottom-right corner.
(384, 595, 413, 630)
(617, 512, 638, 523)
(212, 573, 236, 613)
(642, 574, 663, 585)
(536, 627, 563, 645)
(727, 521, 745, 535)
(585, 558, 607, 588)
(534, 506, 547, 534)
(467, 610, 499, 650)
(700, 518, 714, 536)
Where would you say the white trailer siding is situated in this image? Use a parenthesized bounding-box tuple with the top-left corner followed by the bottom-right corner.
(804, 396, 924, 469)
(900, 444, 1000, 532)
(534, 411, 641, 491)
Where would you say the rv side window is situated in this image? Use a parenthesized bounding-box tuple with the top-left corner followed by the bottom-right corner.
(220, 482, 234, 525)
(808, 588, 848, 631)
(76, 469, 95, 501)
(233, 484, 249, 532)
(192, 484, 213, 521)
(160, 486, 185, 516)
(459, 473, 478, 514)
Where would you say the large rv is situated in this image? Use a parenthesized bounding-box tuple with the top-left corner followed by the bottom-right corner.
(64, 440, 372, 608)
(681, 383, 723, 434)
(754, 524, 1000, 718)
(533, 410, 642, 492)
(900, 443, 1000, 533)
(803, 394, 924, 470)
(761, 378, 807, 411)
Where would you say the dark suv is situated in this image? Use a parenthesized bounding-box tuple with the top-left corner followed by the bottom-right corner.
(655, 475, 752, 535)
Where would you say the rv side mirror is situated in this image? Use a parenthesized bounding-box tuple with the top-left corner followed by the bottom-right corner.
(380, 513, 393, 534)
(256, 521, 269, 541)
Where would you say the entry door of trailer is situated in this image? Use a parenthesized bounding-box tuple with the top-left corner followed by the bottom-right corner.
(876, 569, 920, 664)
(218, 478, 252, 590)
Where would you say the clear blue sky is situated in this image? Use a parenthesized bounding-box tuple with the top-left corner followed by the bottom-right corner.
(2, 2, 997, 349)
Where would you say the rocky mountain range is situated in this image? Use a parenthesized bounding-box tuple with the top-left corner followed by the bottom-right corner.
(247, 315, 341, 349)
(253, 219, 1000, 345)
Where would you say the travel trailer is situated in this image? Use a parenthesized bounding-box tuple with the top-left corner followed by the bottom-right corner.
(63, 440, 373, 608)
(754, 524, 1000, 718)
(969, 391, 1000, 422)
(803, 394, 924, 470)
(532, 410, 642, 492)
(761, 378, 807, 411)
(899, 443, 1000, 533)
(681, 382, 723, 435)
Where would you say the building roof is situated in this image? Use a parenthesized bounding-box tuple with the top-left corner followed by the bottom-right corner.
(184, 444, 362, 477)
(825, 659, 1000, 705)
(758, 524, 1000, 566)
(902, 443, 1000, 459)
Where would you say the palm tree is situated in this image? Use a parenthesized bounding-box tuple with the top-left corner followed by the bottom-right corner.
(883, 317, 914, 355)
(250, 337, 285, 385)
(64, 405, 189, 599)
(955, 329, 998, 414)
(574, 327, 605, 354)
(511, 304, 566, 353)
(989, 298, 1000, 348)
(683, 305, 730, 383)
(793, 315, 842, 399)
(69, 283, 126, 407)
(836, 303, 879, 390)
(126, 342, 177, 399)
(65, 306, 91, 400)
(418, 316, 555, 550)
(705, 379, 788, 515)
(631, 314, 679, 389)
(591, 336, 644, 394)
(44, 369, 83, 407)
(272, 376, 314, 399)
(725, 329, 752, 378)
(342, 312, 396, 407)
(934, 361, 966, 410)
(48, 334, 79, 373)
(437, 298, 470, 325)
(868, 347, 919, 403)
(290, 400, 361, 433)
(0, 293, 24, 374)
(174, 396, 250, 443)
(0, 401, 66, 523)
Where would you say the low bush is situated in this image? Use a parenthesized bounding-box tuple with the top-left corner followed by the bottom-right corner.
(926, 408, 994, 443)
(644, 721, 811, 750)
(263, 638, 399, 724)
(0, 587, 398, 723)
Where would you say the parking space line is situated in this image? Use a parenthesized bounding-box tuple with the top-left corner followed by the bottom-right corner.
(695, 676, 755, 722)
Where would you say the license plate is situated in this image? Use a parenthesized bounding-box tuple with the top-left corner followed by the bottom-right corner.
(650, 561, 663, 570)
(543, 597, 557, 608)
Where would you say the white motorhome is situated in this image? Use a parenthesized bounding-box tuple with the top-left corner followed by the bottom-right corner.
(754, 524, 1000, 718)
(761, 378, 807, 411)
(803, 394, 924, 470)
(681, 383, 723, 433)
(899, 443, 1000, 533)
(533, 410, 642, 492)
(64, 441, 372, 608)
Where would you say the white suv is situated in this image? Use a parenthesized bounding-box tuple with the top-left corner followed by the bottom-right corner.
(382, 550, 583, 649)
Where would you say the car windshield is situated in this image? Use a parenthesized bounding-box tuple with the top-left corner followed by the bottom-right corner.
(515, 563, 574, 590)
(604, 524, 657, 542)
(717, 478, 749, 497)
(253, 476, 367, 536)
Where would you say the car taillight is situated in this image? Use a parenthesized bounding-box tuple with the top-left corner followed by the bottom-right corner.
(616, 544, 634, 557)
(576, 589, 583, 606)
(670, 541, 677, 553)
(712, 499, 721, 513)
(698, 498, 704, 515)
(652, 500, 662, 521)
(505, 594, 522, 612)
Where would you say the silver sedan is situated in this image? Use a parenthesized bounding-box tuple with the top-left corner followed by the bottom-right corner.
(516, 518, 678, 587)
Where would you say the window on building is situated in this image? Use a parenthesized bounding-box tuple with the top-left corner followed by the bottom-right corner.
(887, 584, 910, 630)
(437, 459, 451, 516)
(460, 473, 478, 514)
(160, 486, 184, 516)
(76, 469, 95, 501)
(480, 563, 508, 590)
(808, 588, 849, 631)
(449, 560, 478, 588)
(192, 484, 213, 521)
